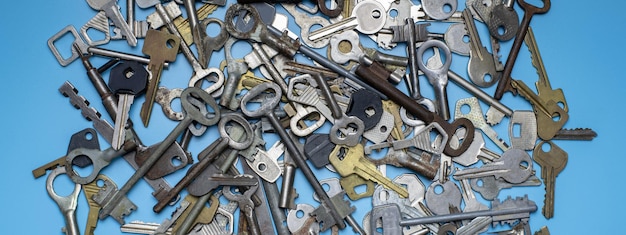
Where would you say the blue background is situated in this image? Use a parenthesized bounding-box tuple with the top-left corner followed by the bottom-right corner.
(1, 0, 624, 234)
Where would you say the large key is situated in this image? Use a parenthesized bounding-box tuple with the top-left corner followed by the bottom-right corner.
(139, 29, 180, 127)
(494, 0, 551, 99)
(108, 60, 148, 151)
(533, 140, 567, 219)
(462, 9, 501, 88)
(329, 144, 409, 198)
(453, 148, 533, 184)
(417, 39, 453, 121)
(455, 97, 510, 151)
(85, 0, 137, 46)
(46, 167, 81, 235)
(99, 87, 220, 222)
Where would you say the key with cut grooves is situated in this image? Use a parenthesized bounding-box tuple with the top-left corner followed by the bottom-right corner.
(83, 174, 111, 235)
(533, 141, 567, 219)
(455, 97, 510, 151)
(462, 8, 500, 88)
(139, 29, 180, 127)
(85, 0, 137, 46)
(552, 128, 597, 141)
(32, 128, 100, 178)
(108, 60, 148, 150)
(511, 79, 568, 140)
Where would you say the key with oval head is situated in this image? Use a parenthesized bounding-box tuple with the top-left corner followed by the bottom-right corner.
(46, 167, 81, 235)
(494, 0, 551, 100)
(533, 141, 567, 219)
(453, 129, 502, 167)
(453, 148, 533, 184)
(139, 28, 180, 127)
(108, 60, 148, 151)
(462, 9, 501, 88)
(86, 0, 137, 46)
(99, 87, 220, 221)
(309, 0, 386, 41)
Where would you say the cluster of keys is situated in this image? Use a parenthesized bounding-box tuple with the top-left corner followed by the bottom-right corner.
(36, 0, 597, 234)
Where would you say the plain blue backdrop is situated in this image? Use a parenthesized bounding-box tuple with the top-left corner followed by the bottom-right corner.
(1, 0, 624, 234)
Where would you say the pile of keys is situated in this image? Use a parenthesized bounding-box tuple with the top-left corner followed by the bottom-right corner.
(35, 0, 597, 234)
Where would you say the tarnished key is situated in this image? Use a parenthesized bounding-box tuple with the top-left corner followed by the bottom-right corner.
(108, 61, 148, 150)
(462, 8, 501, 88)
(83, 174, 110, 235)
(172, 195, 220, 234)
(553, 128, 597, 141)
(329, 144, 409, 198)
(417, 39, 452, 120)
(219, 37, 249, 110)
(33, 128, 100, 178)
(85, 0, 137, 46)
(46, 167, 81, 235)
(139, 29, 180, 127)
(471, 175, 542, 201)
(511, 79, 568, 140)
(533, 140, 567, 219)
(455, 97, 510, 151)
(223, 184, 261, 235)
(454, 148, 533, 184)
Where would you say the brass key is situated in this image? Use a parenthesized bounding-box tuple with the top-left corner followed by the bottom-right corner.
(329, 144, 409, 198)
(533, 141, 567, 219)
(83, 174, 110, 235)
(139, 29, 180, 127)
(171, 195, 220, 234)
(32, 128, 100, 178)
(511, 79, 568, 140)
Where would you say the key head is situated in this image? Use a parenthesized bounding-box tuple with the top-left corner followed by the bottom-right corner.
(142, 29, 180, 62)
(488, 4, 520, 41)
(222, 184, 259, 206)
(517, 0, 551, 14)
(46, 167, 81, 213)
(425, 180, 462, 215)
(500, 148, 534, 184)
(417, 40, 452, 86)
(108, 61, 148, 95)
(533, 141, 567, 174)
(180, 87, 220, 126)
(369, 204, 402, 235)
(218, 113, 254, 150)
(240, 82, 282, 118)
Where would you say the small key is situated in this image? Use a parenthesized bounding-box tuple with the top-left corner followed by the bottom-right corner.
(454, 148, 533, 184)
(471, 175, 542, 201)
(455, 97, 510, 151)
(308, 1, 386, 41)
(533, 140, 567, 219)
(83, 174, 110, 235)
(59, 81, 115, 144)
(425, 179, 462, 215)
(391, 122, 448, 156)
(139, 29, 180, 127)
(281, 3, 330, 48)
(172, 195, 220, 234)
(108, 60, 148, 150)
(85, 0, 137, 46)
(509, 110, 538, 150)
(462, 9, 501, 88)
(223, 184, 261, 235)
(99, 87, 219, 222)
(494, 0, 551, 99)
(329, 144, 409, 198)
(46, 167, 81, 235)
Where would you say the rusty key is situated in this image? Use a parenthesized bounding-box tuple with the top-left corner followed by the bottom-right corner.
(494, 0, 551, 100)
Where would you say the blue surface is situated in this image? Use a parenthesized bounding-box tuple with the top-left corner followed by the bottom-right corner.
(2, 0, 624, 234)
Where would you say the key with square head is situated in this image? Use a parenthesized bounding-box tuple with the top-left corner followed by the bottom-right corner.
(494, 0, 551, 99)
(454, 148, 533, 184)
(329, 144, 409, 198)
(455, 97, 510, 151)
(86, 0, 137, 46)
(100, 87, 220, 222)
(46, 167, 81, 235)
(139, 28, 180, 127)
(533, 140, 567, 219)
(223, 184, 261, 235)
(462, 8, 501, 88)
(108, 60, 148, 151)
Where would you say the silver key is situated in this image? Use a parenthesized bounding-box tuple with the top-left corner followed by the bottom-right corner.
(309, 0, 387, 41)
(453, 148, 534, 184)
(46, 167, 80, 235)
(417, 39, 452, 120)
(471, 175, 542, 201)
(509, 110, 538, 150)
(85, 0, 137, 46)
(453, 129, 502, 166)
(108, 61, 148, 150)
(425, 179, 462, 215)
(455, 97, 510, 151)
(462, 9, 501, 88)
(246, 141, 284, 183)
(287, 203, 316, 233)
(421, 0, 457, 20)
(282, 3, 331, 48)
(391, 122, 447, 156)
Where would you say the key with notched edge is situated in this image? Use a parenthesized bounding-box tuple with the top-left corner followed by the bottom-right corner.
(32, 128, 100, 178)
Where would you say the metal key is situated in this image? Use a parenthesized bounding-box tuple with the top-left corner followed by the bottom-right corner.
(417, 39, 452, 120)
(172, 195, 220, 234)
(108, 60, 148, 151)
(494, 0, 551, 99)
(219, 37, 249, 110)
(462, 8, 501, 87)
(511, 79, 568, 140)
(85, 0, 137, 46)
(455, 97, 510, 151)
(46, 167, 81, 235)
(425, 179, 462, 215)
(533, 140, 567, 219)
(223, 184, 261, 235)
(33, 128, 100, 178)
(454, 148, 533, 184)
(470, 175, 542, 201)
(83, 174, 111, 235)
(99, 87, 220, 221)
(139, 29, 180, 127)
(485, 0, 520, 41)
(453, 129, 502, 167)
(308, 0, 387, 41)
(281, 3, 330, 48)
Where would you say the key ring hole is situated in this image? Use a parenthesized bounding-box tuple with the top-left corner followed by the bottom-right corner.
(541, 142, 552, 152)
(224, 4, 259, 39)
(49, 169, 76, 197)
(218, 113, 254, 150)
(205, 19, 224, 38)
(165, 39, 176, 49)
(181, 87, 220, 126)
(240, 82, 282, 118)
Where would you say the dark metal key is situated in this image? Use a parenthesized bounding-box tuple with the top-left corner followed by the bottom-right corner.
(108, 60, 148, 150)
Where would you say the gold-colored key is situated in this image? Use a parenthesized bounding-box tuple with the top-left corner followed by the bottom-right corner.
(339, 174, 376, 200)
(83, 174, 109, 235)
(329, 144, 409, 198)
(175, 4, 218, 46)
(511, 80, 568, 140)
(172, 194, 219, 234)
(381, 100, 405, 141)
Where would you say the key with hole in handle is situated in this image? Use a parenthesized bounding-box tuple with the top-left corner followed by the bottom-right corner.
(511, 79, 568, 140)
(32, 128, 100, 178)
(139, 29, 180, 127)
(533, 140, 567, 219)
(223, 183, 261, 235)
(455, 97, 510, 151)
(462, 9, 501, 88)
(108, 60, 148, 151)
(453, 148, 533, 184)
(83, 174, 112, 235)
(46, 167, 81, 235)
(85, 0, 137, 46)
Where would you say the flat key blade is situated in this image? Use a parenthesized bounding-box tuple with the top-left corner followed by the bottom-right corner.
(112, 94, 134, 150)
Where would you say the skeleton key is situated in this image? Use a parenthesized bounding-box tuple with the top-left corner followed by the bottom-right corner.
(223, 184, 262, 235)
(108, 60, 148, 151)
(511, 79, 568, 140)
(33, 128, 100, 178)
(533, 141, 567, 219)
(46, 167, 81, 235)
(462, 9, 501, 88)
(329, 144, 409, 198)
(453, 148, 533, 184)
(455, 97, 510, 151)
(139, 28, 180, 127)
(494, 0, 551, 99)
(525, 26, 568, 112)
(85, 0, 137, 46)
(99, 87, 220, 222)
(220, 37, 249, 110)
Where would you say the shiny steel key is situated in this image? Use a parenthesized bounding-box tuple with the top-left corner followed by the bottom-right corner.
(86, 0, 137, 46)
(108, 61, 148, 151)
(453, 148, 533, 184)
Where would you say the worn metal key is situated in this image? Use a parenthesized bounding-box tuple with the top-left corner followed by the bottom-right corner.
(533, 141, 567, 219)
(85, 0, 137, 46)
(223, 184, 261, 235)
(46, 167, 81, 235)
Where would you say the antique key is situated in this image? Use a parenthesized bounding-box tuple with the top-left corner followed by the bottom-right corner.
(139, 29, 180, 127)
(108, 60, 148, 151)
(533, 141, 567, 219)
(223, 184, 262, 235)
(33, 128, 100, 178)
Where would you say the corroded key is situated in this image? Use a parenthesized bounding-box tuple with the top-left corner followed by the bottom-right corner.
(329, 144, 409, 198)
(139, 29, 180, 127)
(46, 167, 81, 235)
(533, 141, 567, 219)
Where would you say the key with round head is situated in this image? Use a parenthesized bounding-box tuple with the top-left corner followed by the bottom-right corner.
(511, 79, 568, 140)
(139, 28, 180, 127)
(425, 179, 462, 215)
(223, 184, 261, 235)
(83, 174, 112, 235)
(455, 97, 510, 151)
(462, 9, 501, 88)
(46, 167, 81, 235)
(85, 0, 137, 46)
(533, 140, 567, 219)
(452, 129, 502, 167)
(470, 175, 542, 201)
(494, 0, 551, 99)
(108, 60, 148, 151)
(453, 148, 534, 184)
(417, 39, 453, 121)
(99, 87, 220, 221)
